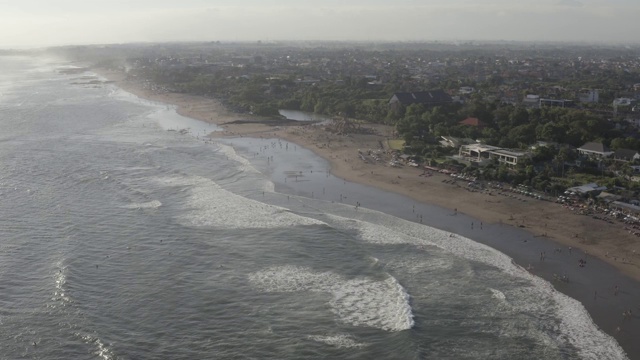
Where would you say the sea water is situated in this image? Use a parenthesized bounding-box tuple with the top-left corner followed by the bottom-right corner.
(0, 55, 627, 359)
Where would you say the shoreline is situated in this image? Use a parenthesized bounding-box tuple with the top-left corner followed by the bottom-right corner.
(96, 68, 640, 282)
(94, 68, 640, 357)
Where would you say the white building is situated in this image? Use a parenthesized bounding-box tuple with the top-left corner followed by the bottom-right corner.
(458, 144, 529, 166)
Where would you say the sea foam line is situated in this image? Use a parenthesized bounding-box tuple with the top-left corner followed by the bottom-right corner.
(248, 265, 414, 332)
(307, 334, 368, 349)
(122, 200, 162, 210)
(156, 175, 323, 229)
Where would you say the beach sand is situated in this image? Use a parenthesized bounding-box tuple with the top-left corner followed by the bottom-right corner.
(96, 68, 640, 357)
(98, 68, 640, 282)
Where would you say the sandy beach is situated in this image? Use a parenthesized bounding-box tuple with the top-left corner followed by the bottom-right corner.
(97, 68, 640, 282)
(96, 68, 640, 356)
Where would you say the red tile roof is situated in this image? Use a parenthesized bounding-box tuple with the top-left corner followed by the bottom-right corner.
(459, 117, 485, 127)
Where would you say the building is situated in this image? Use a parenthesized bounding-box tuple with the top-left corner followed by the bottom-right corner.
(539, 98, 574, 108)
(577, 142, 613, 158)
(388, 90, 453, 112)
(613, 98, 635, 114)
(613, 98, 634, 107)
(458, 117, 486, 128)
(566, 183, 607, 195)
(613, 148, 640, 162)
(458, 143, 529, 166)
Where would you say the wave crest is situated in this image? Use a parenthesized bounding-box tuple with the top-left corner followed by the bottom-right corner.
(248, 265, 413, 332)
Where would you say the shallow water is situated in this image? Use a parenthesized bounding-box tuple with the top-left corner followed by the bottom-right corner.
(0, 55, 627, 359)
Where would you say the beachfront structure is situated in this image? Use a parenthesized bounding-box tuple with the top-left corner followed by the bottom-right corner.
(458, 143, 529, 166)
(611, 201, 640, 215)
(388, 90, 453, 113)
(566, 183, 607, 195)
(577, 142, 613, 158)
(597, 191, 622, 203)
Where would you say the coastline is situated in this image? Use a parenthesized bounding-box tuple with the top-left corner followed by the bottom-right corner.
(96, 68, 640, 282)
(94, 68, 640, 357)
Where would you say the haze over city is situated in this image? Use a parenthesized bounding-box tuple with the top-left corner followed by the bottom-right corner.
(1, 0, 639, 48)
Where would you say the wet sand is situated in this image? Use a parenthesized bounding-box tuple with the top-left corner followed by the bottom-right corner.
(225, 136, 640, 358)
(95, 68, 640, 358)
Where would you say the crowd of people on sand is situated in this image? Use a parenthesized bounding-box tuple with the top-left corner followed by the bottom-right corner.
(555, 192, 640, 240)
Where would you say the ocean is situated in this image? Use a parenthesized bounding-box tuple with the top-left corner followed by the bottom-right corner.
(0, 55, 628, 359)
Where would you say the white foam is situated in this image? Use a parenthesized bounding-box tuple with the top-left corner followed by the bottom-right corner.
(248, 265, 414, 332)
(217, 143, 257, 173)
(217, 143, 275, 193)
(156, 175, 323, 229)
(52, 261, 71, 305)
(320, 214, 628, 359)
(324, 214, 516, 274)
(307, 334, 367, 349)
(122, 200, 162, 210)
(489, 288, 506, 302)
(532, 273, 627, 360)
(77, 333, 117, 360)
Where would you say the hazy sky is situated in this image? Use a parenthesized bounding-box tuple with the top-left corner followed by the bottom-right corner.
(1, 0, 639, 48)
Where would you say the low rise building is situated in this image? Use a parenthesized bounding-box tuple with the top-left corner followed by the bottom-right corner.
(458, 143, 529, 166)
(577, 142, 613, 158)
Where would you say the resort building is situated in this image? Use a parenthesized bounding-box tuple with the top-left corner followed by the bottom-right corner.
(458, 143, 529, 166)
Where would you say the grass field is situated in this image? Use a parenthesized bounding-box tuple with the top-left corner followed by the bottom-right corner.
(387, 139, 405, 151)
